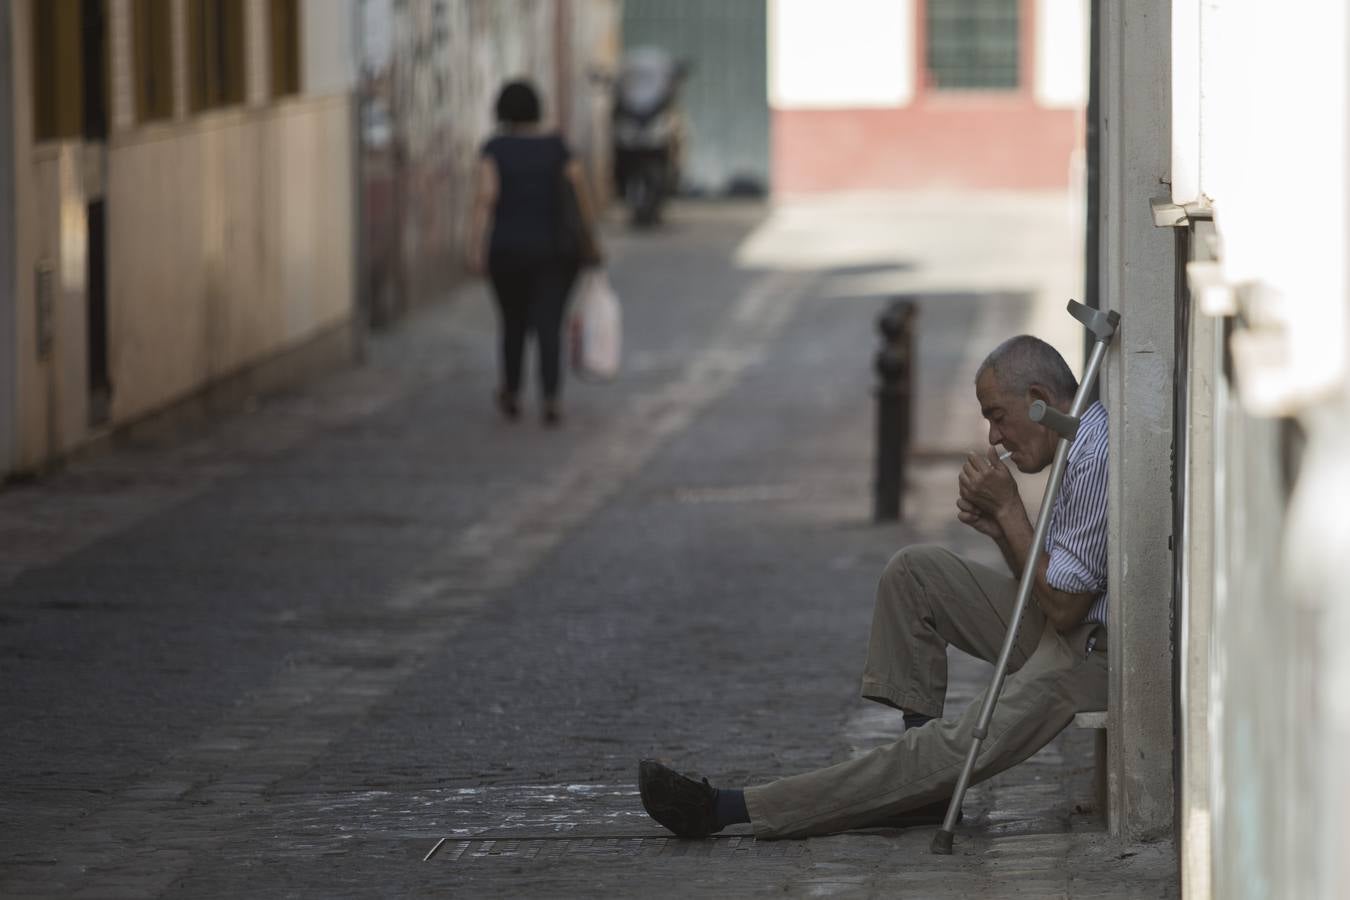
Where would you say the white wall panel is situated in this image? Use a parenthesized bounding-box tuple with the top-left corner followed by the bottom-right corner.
(769, 0, 913, 109)
(1170, 0, 1199, 203)
(1035, 0, 1088, 108)
(1201, 1, 1347, 412)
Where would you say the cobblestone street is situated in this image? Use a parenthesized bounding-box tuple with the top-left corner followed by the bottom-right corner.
(0, 198, 1177, 898)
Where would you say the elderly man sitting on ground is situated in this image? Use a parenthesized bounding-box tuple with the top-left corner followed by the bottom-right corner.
(639, 335, 1110, 839)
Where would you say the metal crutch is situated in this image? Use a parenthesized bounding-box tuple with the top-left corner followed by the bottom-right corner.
(930, 299, 1120, 855)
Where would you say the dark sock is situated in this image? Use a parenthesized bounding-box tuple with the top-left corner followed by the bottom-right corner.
(903, 712, 934, 731)
(713, 788, 749, 829)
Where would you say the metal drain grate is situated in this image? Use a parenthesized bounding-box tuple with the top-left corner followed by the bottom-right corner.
(431, 835, 807, 864)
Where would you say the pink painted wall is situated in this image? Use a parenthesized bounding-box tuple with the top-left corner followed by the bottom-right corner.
(772, 0, 1082, 192)
(774, 102, 1080, 192)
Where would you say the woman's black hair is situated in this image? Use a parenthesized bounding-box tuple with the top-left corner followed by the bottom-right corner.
(495, 80, 542, 125)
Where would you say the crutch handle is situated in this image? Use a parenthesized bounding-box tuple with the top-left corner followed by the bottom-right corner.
(1068, 300, 1120, 342)
(1030, 400, 1080, 440)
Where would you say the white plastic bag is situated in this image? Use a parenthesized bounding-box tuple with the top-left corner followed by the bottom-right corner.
(570, 269, 622, 380)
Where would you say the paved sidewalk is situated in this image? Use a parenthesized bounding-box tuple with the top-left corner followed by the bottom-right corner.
(0, 195, 1175, 898)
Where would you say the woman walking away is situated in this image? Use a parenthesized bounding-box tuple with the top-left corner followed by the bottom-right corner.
(468, 80, 602, 427)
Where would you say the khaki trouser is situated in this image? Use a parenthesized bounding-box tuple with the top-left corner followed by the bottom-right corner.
(744, 544, 1107, 839)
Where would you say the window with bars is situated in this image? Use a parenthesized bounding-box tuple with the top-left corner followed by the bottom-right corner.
(187, 0, 245, 112)
(133, 0, 174, 122)
(269, 0, 301, 98)
(925, 0, 1020, 91)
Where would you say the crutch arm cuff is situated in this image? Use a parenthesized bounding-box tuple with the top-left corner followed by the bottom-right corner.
(1030, 400, 1081, 440)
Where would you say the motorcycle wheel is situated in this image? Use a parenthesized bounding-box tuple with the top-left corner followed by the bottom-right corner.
(626, 164, 664, 227)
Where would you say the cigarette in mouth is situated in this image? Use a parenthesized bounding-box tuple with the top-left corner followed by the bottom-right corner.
(998, 449, 1014, 461)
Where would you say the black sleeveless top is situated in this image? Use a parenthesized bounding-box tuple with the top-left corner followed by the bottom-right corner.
(481, 133, 571, 264)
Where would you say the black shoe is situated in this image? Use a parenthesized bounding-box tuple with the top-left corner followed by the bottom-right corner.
(495, 390, 520, 421)
(638, 760, 721, 838)
(866, 798, 963, 829)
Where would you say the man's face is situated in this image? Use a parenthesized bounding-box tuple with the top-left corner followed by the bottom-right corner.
(975, 370, 1059, 473)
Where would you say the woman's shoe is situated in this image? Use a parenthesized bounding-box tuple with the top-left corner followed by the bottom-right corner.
(542, 401, 562, 428)
(496, 390, 520, 421)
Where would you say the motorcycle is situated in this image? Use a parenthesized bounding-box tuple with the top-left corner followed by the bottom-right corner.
(612, 47, 688, 227)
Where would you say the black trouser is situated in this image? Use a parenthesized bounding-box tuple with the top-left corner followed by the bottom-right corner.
(488, 260, 578, 401)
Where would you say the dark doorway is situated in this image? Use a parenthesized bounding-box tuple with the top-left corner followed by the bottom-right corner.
(82, 0, 110, 425)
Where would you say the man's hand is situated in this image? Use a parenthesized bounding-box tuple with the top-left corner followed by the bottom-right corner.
(956, 447, 1026, 557)
(956, 496, 1002, 538)
(958, 447, 1018, 521)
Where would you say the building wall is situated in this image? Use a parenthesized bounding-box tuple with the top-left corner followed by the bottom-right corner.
(7, 0, 359, 475)
(104, 98, 355, 426)
(560, 0, 623, 204)
(1098, 0, 1175, 841)
(302, 0, 358, 97)
(770, 0, 1085, 192)
(0, 1, 16, 475)
(1169, 2, 1350, 896)
(11, 2, 81, 466)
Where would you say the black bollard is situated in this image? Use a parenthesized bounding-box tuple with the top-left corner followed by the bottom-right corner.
(874, 299, 917, 521)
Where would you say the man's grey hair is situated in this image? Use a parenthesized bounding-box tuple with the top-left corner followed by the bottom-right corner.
(974, 335, 1078, 402)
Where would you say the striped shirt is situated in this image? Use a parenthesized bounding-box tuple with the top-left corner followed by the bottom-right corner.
(1044, 401, 1110, 626)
